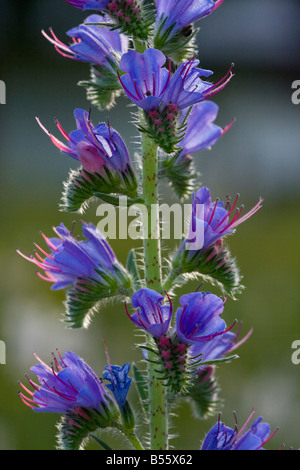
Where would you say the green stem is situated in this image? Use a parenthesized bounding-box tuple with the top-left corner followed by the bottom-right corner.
(162, 267, 182, 293)
(114, 422, 145, 450)
(141, 131, 168, 450)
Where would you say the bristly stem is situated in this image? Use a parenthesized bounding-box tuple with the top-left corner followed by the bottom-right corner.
(133, 38, 168, 451)
(141, 129, 168, 450)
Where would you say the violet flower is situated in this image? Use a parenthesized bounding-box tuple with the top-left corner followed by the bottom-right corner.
(184, 186, 263, 252)
(155, 0, 224, 41)
(19, 350, 114, 415)
(17, 222, 122, 290)
(65, 0, 109, 10)
(201, 411, 278, 450)
(36, 108, 133, 177)
(42, 15, 128, 69)
(103, 362, 132, 409)
(125, 288, 173, 338)
(175, 291, 232, 345)
(119, 48, 233, 112)
(177, 101, 234, 161)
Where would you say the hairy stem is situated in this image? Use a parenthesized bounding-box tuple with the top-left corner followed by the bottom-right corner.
(142, 131, 168, 450)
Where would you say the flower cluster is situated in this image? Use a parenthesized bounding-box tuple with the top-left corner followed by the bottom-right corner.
(125, 288, 239, 392)
(118, 48, 233, 152)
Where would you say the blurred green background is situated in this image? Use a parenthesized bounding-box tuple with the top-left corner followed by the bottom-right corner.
(0, 0, 300, 450)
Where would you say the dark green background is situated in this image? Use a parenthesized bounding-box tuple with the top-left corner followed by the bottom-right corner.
(0, 0, 299, 450)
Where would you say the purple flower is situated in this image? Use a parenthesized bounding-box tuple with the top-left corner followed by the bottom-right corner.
(17, 222, 121, 290)
(125, 288, 173, 338)
(155, 0, 224, 40)
(175, 291, 231, 345)
(201, 411, 277, 450)
(42, 15, 128, 69)
(19, 350, 114, 415)
(177, 101, 234, 160)
(119, 49, 233, 112)
(118, 48, 172, 111)
(36, 108, 133, 177)
(185, 186, 263, 252)
(164, 57, 234, 110)
(190, 324, 253, 368)
(65, 0, 109, 10)
(103, 362, 132, 408)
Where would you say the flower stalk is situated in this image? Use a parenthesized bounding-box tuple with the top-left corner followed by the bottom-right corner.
(141, 129, 168, 450)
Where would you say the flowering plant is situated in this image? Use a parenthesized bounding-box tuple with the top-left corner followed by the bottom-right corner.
(17, 0, 295, 452)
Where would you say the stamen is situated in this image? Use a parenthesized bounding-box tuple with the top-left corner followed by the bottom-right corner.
(56, 348, 67, 368)
(55, 118, 70, 141)
(208, 198, 219, 225)
(117, 71, 140, 101)
(159, 59, 172, 96)
(214, 193, 239, 230)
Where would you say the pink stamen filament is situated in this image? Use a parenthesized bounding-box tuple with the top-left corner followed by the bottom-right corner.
(159, 59, 172, 96)
(117, 71, 140, 101)
(231, 409, 256, 444)
(203, 64, 234, 95)
(214, 193, 240, 230)
(40, 232, 60, 252)
(182, 56, 196, 81)
(259, 428, 279, 449)
(229, 198, 263, 229)
(196, 319, 238, 342)
(124, 302, 148, 330)
(208, 198, 219, 225)
(34, 243, 54, 260)
(55, 118, 70, 141)
(56, 348, 67, 368)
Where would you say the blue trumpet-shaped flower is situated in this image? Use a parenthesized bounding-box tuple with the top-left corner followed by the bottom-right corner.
(103, 362, 132, 409)
(177, 101, 232, 160)
(155, 0, 224, 40)
(119, 48, 171, 111)
(201, 411, 277, 450)
(19, 350, 114, 414)
(37, 108, 133, 177)
(42, 15, 128, 69)
(184, 186, 263, 252)
(119, 49, 233, 112)
(65, 0, 109, 10)
(17, 222, 123, 290)
(125, 288, 173, 338)
(175, 291, 229, 345)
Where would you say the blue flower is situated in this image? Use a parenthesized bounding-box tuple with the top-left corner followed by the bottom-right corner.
(184, 186, 263, 253)
(119, 49, 233, 113)
(103, 363, 132, 409)
(42, 15, 128, 69)
(65, 0, 109, 10)
(175, 291, 228, 345)
(177, 101, 226, 160)
(201, 411, 276, 450)
(190, 325, 253, 369)
(125, 288, 173, 338)
(36, 108, 133, 177)
(119, 48, 171, 111)
(19, 350, 113, 414)
(18, 222, 122, 290)
(155, 0, 224, 41)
